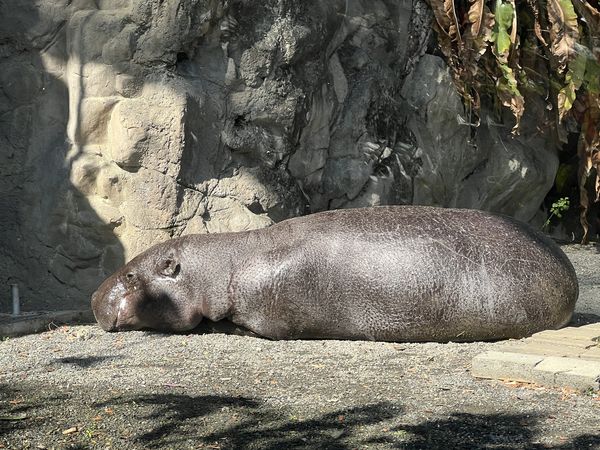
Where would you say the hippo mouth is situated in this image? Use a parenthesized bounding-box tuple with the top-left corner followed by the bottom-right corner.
(109, 321, 141, 332)
(92, 282, 145, 332)
(99, 309, 133, 332)
(94, 303, 144, 332)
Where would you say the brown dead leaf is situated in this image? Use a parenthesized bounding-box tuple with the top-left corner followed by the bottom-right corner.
(427, 0, 458, 66)
(499, 379, 547, 390)
(547, 0, 579, 72)
(508, 0, 518, 45)
(526, 0, 548, 45)
(573, 0, 600, 37)
(468, 0, 485, 37)
(466, 2, 494, 60)
(560, 387, 579, 400)
(427, 0, 452, 37)
(444, 0, 462, 43)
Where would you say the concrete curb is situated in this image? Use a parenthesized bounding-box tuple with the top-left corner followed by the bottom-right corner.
(472, 351, 600, 391)
(0, 310, 96, 338)
(472, 323, 600, 391)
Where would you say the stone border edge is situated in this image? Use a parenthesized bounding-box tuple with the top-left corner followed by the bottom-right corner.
(0, 310, 96, 338)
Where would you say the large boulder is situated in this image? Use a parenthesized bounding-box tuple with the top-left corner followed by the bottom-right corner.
(0, 0, 560, 311)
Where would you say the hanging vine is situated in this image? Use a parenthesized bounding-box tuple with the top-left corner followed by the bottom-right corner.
(425, 0, 600, 242)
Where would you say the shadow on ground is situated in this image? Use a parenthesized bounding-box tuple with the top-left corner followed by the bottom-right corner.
(54, 355, 123, 368)
(1, 384, 599, 449)
(0, 384, 69, 439)
(94, 393, 599, 449)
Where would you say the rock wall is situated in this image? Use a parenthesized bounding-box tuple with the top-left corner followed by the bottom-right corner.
(0, 0, 560, 311)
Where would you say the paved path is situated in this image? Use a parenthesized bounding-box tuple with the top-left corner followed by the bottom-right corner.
(472, 324, 600, 391)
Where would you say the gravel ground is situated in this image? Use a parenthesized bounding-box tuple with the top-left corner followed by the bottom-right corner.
(1, 244, 599, 450)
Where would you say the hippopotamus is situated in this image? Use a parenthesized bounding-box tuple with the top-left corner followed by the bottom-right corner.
(91, 206, 578, 342)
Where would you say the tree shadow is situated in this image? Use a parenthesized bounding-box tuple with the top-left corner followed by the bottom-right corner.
(95, 394, 261, 444)
(372, 412, 600, 449)
(53, 355, 123, 368)
(590, 241, 600, 253)
(92, 394, 600, 449)
(95, 394, 399, 449)
(0, 383, 69, 439)
(1, 385, 599, 448)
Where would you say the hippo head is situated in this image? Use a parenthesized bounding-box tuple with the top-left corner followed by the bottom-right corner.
(91, 242, 202, 332)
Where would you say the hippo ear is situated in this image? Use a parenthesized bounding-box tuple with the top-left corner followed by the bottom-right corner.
(160, 258, 181, 278)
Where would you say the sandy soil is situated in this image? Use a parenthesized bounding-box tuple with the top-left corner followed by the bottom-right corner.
(0, 244, 599, 450)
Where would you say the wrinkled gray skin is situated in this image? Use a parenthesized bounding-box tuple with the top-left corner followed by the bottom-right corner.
(91, 206, 578, 342)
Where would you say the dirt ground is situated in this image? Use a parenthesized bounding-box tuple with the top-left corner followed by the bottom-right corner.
(1, 244, 599, 450)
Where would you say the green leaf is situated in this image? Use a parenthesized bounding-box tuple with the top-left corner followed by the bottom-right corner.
(555, 164, 574, 193)
(584, 59, 600, 94)
(496, 66, 525, 132)
(548, 0, 579, 72)
(550, 197, 570, 216)
(558, 51, 587, 119)
(493, 0, 514, 56)
(559, 0, 577, 23)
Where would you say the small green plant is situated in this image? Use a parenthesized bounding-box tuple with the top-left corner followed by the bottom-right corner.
(582, 386, 597, 397)
(543, 197, 570, 230)
(82, 422, 98, 442)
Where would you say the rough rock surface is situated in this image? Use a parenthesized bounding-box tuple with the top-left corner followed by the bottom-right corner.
(0, 0, 562, 310)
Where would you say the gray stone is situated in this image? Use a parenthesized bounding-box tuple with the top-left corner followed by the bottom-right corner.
(471, 351, 545, 383)
(1, 63, 42, 105)
(102, 25, 137, 65)
(401, 55, 558, 222)
(115, 73, 142, 98)
(0, 0, 567, 312)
